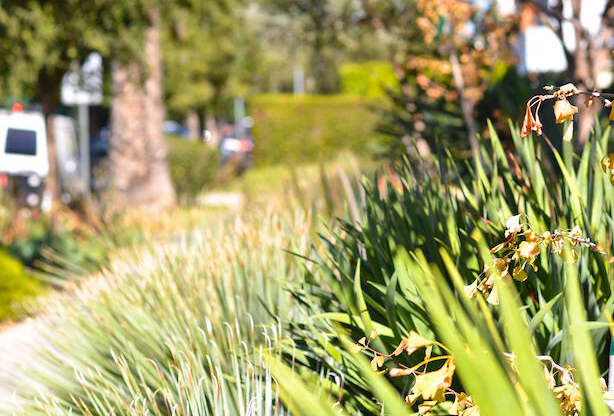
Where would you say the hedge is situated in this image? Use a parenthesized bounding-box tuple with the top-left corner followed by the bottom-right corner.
(339, 61, 398, 98)
(249, 94, 389, 166)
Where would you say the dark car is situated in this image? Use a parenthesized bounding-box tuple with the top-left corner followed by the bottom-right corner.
(163, 120, 189, 138)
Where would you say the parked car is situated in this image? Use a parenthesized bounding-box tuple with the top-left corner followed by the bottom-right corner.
(0, 105, 49, 208)
(0, 104, 87, 208)
(219, 131, 254, 174)
(163, 120, 189, 138)
(90, 126, 110, 160)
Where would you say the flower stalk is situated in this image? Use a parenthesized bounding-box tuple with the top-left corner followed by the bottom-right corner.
(521, 84, 614, 140)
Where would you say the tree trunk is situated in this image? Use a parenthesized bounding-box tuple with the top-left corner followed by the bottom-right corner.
(449, 49, 480, 162)
(110, 60, 147, 206)
(109, 8, 175, 210)
(570, 0, 597, 144)
(142, 8, 175, 208)
(577, 98, 599, 145)
(186, 110, 199, 140)
(40, 87, 61, 210)
(205, 112, 219, 146)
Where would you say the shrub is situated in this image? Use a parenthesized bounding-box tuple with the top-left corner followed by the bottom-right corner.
(166, 136, 219, 202)
(250, 94, 390, 166)
(8, 216, 109, 285)
(0, 249, 41, 321)
(339, 61, 399, 99)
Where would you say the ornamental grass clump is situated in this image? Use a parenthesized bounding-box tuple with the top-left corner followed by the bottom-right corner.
(4, 206, 311, 416)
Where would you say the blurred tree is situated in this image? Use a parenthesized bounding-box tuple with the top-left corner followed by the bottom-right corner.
(518, 0, 614, 142)
(260, 0, 358, 93)
(162, 0, 245, 139)
(0, 0, 104, 206)
(0, 0, 177, 210)
(357, 0, 517, 158)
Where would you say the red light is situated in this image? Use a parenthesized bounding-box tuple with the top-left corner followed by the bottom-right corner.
(239, 140, 252, 152)
(11, 102, 23, 112)
(0, 174, 8, 188)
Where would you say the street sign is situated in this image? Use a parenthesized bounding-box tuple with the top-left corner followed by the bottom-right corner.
(61, 52, 103, 106)
(61, 52, 103, 198)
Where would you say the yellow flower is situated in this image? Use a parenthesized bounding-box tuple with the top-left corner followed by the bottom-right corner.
(553, 98, 578, 124)
(370, 354, 385, 371)
(461, 407, 481, 416)
(512, 265, 528, 282)
(392, 331, 433, 356)
(518, 241, 539, 259)
(601, 153, 614, 173)
(452, 393, 479, 415)
(418, 401, 438, 415)
(524, 229, 539, 242)
(411, 360, 455, 402)
(391, 367, 414, 377)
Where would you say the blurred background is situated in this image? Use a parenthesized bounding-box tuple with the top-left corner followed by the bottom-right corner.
(0, 0, 613, 318)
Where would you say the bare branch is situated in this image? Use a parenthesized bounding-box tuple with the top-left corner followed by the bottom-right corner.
(520, 0, 590, 40)
(594, 0, 614, 42)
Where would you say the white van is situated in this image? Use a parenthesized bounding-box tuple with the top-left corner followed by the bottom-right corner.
(0, 109, 49, 178)
(0, 108, 49, 207)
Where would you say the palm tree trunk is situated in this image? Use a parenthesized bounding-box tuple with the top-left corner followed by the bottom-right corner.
(39, 80, 61, 212)
(142, 8, 175, 208)
(109, 8, 175, 210)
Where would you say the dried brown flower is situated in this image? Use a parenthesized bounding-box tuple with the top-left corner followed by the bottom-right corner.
(553, 98, 578, 124)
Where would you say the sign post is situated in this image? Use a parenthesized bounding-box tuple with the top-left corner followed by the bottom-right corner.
(77, 104, 90, 197)
(61, 52, 103, 198)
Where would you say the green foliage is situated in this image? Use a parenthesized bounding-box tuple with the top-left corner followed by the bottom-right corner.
(162, 0, 248, 116)
(271, 250, 609, 415)
(250, 94, 390, 165)
(166, 136, 219, 202)
(0, 249, 41, 321)
(339, 61, 398, 99)
(0, 0, 99, 102)
(258, 0, 358, 94)
(8, 218, 109, 285)
(287, 124, 614, 412)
